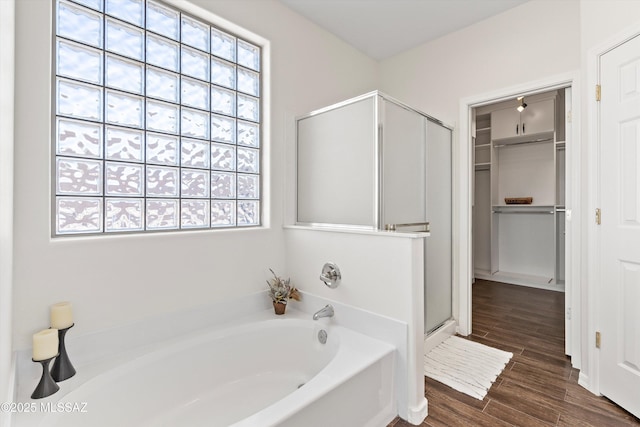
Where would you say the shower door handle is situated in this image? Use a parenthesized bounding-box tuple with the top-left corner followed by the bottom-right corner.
(384, 222, 430, 232)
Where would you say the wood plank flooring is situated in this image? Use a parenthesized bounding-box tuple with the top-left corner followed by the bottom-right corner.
(389, 279, 640, 427)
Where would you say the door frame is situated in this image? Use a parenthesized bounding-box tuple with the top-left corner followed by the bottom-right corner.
(586, 22, 640, 397)
(455, 71, 582, 366)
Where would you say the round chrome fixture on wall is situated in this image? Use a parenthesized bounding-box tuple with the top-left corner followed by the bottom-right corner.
(319, 262, 341, 288)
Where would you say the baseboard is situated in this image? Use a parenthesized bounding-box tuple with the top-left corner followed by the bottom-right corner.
(424, 319, 456, 354)
(475, 270, 565, 292)
(578, 372, 592, 392)
(406, 397, 428, 425)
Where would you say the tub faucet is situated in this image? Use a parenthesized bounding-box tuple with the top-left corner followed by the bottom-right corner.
(313, 304, 334, 320)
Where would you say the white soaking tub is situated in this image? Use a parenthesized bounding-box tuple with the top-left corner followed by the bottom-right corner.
(35, 313, 396, 427)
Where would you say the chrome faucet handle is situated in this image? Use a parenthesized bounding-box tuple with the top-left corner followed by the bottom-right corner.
(319, 270, 337, 282)
(319, 263, 341, 288)
(313, 304, 334, 320)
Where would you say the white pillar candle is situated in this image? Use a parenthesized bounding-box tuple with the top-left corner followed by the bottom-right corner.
(50, 301, 73, 329)
(32, 329, 59, 361)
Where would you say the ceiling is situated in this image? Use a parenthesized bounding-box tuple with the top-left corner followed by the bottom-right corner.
(278, 0, 529, 60)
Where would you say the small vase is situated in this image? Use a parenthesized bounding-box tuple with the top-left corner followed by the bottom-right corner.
(273, 301, 286, 315)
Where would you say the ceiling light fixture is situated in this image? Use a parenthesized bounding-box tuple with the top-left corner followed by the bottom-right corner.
(516, 96, 527, 113)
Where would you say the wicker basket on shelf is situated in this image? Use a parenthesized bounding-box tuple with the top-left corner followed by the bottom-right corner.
(504, 197, 533, 205)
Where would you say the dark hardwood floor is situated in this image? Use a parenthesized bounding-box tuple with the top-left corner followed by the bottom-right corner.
(389, 279, 640, 427)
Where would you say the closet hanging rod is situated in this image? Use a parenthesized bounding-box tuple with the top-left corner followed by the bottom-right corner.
(492, 210, 554, 214)
(493, 137, 554, 148)
(384, 222, 430, 232)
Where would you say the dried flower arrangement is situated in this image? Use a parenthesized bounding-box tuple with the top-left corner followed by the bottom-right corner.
(266, 269, 300, 307)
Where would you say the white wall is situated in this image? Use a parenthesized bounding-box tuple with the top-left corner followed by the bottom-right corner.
(11, 0, 378, 351)
(1, 0, 15, 423)
(284, 228, 426, 422)
(378, 0, 581, 125)
(285, 230, 419, 318)
(580, 0, 640, 50)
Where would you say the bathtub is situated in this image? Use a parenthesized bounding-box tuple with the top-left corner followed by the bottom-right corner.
(32, 313, 396, 427)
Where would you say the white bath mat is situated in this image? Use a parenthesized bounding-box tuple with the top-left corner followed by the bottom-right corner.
(424, 335, 512, 400)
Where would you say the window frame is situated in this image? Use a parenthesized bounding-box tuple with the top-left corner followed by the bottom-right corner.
(51, 0, 264, 237)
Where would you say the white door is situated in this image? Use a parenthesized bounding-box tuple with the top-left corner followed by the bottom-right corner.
(424, 120, 452, 333)
(599, 33, 640, 418)
(381, 99, 426, 226)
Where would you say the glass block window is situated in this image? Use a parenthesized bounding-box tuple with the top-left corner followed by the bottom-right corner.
(54, 0, 261, 235)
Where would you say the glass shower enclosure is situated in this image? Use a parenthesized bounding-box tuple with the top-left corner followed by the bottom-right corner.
(295, 91, 452, 334)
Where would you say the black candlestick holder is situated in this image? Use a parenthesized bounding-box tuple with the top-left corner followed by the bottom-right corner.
(51, 324, 76, 382)
(31, 355, 60, 399)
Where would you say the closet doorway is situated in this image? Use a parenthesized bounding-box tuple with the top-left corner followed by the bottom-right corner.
(458, 75, 580, 363)
(472, 88, 567, 291)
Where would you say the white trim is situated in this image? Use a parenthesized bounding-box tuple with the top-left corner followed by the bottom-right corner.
(406, 397, 428, 425)
(585, 19, 640, 397)
(2, 354, 17, 427)
(567, 84, 584, 368)
(408, 237, 426, 425)
(0, 0, 15, 421)
(578, 371, 591, 391)
(295, 90, 453, 130)
(454, 91, 472, 336)
(451, 107, 466, 330)
(456, 72, 581, 367)
(586, 44, 601, 396)
(284, 224, 430, 239)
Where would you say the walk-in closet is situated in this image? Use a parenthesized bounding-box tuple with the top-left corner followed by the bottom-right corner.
(472, 89, 568, 290)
